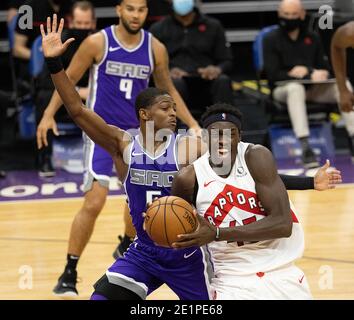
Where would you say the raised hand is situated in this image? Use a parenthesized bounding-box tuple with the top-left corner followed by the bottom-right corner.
(40, 14, 75, 58)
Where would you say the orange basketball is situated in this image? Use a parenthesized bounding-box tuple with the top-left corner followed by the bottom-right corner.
(144, 196, 198, 248)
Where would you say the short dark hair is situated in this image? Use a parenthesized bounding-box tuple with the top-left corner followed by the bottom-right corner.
(135, 87, 169, 118)
(117, 0, 148, 5)
(71, 1, 96, 20)
(200, 103, 243, 130)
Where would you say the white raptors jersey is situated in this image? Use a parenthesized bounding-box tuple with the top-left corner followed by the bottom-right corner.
(193, 142, 304, 277)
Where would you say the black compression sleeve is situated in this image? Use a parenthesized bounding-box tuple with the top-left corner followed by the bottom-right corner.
(279, 174, 314, 190)
(45, 56, 64, 74)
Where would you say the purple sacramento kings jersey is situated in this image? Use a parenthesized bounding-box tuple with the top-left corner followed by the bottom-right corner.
(124, 133, 179, 246)
(87, 26, 154, 130)
(104, 134, 214, 300)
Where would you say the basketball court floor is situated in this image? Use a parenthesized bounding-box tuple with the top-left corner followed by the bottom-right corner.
(1, 154, 354, 300)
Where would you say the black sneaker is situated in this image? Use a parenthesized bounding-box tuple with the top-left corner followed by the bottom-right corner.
(39, 157, 55, 178)
(112, 235, 133, 259)
(0, 171, 6, 179)
(302, 148, 319, 169)
(53, 268, 78, 297)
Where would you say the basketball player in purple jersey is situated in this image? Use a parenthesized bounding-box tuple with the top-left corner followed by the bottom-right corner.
(37, 0, 200, 296)
(41, 15, 213, 299)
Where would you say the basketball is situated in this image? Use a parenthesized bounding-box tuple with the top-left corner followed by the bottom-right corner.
(144, 196, 198, 248)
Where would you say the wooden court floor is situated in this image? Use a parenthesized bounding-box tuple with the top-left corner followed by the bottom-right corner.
(0, 187, 354, 300)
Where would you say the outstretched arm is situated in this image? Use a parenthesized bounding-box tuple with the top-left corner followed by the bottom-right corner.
(280, 160, 342, 191)
(40, 15, 125, 157)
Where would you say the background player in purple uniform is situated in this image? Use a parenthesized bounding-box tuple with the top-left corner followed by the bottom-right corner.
(40, 15, 213, 299)
(36, 0, 200, 296)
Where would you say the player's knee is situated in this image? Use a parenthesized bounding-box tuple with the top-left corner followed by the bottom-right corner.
(82, 196, 106, 217)
(92, 274, 142, 300)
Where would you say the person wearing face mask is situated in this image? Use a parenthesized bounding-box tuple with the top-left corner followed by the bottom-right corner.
(14, 0, 73, 61)
(11, 0, 72, 122)
(34, 1, 96, 177)
(60, 2, 97, 102)
(149, 0, 234, 114)
(263, 0, 354, 168)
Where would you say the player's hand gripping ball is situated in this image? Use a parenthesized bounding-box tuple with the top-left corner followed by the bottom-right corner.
(144, 196, 197, 247)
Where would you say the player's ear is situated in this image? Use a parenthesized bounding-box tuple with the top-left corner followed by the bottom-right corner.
(139, 108, 150, 120)
(116, 5, 121, 18)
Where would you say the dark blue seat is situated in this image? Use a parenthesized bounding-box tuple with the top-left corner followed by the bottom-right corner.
(8, 15, 18, 51)
(29, 36, 44, 78)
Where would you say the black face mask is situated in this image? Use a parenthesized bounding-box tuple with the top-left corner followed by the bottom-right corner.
(67, 29, 93, 43)
(279, 17, 303, 32)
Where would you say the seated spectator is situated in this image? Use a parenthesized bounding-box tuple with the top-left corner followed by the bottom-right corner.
(35, 1, 96, 177)
(149, 0, 234, 113)
(13, 0, 72, 97)
(263, 0, 354, 168)
(14, 0, 72, 60)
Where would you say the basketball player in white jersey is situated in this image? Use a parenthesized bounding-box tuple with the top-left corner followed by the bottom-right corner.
(171, 103, 312, 299)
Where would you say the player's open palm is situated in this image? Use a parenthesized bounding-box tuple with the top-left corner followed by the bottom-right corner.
(314, 159, 342, 190)
(40, 14, 75, 58)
